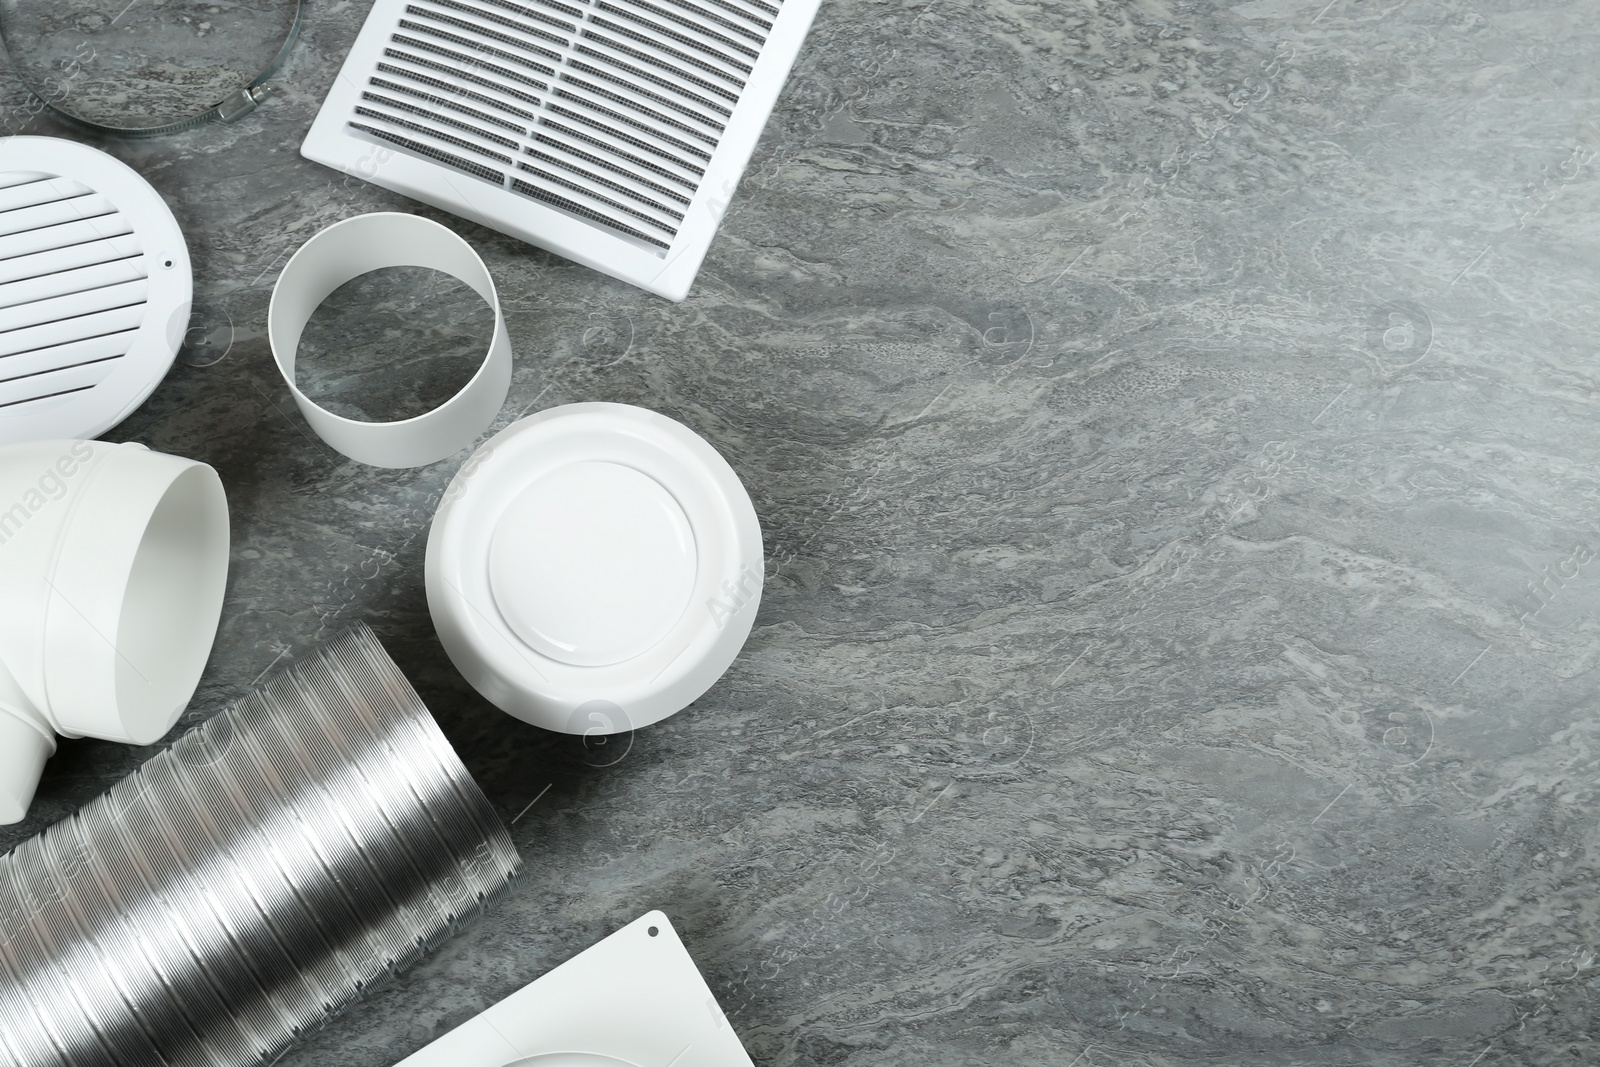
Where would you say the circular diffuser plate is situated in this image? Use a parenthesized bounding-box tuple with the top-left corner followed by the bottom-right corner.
(0, 137, 191, 445)
(427, 403, 764, 736)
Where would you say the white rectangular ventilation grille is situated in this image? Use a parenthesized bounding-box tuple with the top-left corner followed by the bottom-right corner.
(0, 172, 146, 411)
(303, 0, 818, 300)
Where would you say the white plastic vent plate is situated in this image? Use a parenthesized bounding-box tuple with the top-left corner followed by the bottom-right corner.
(393, 911, 756, 1067)
(300, 0, 821, 301)
(427, 402, 764, 735)
(0, 137, 191, 445)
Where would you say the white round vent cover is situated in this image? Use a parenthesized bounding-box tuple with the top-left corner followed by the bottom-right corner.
(0, 137, 191, 445)
(426, 403, 764, 736)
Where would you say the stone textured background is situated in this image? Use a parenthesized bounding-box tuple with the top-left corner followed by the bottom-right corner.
(3, 0, 1600, 1064)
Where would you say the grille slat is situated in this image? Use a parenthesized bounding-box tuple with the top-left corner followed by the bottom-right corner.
(353, 106, 518, 164)
(397, 21, 557, 83)
(350, 123, 509, 185)
(474, 0, 585, 29)
(514, 162, 679, 235)
(0, 171, 51, 192)
(517, 0, 586, 15)
(370, 78, 529, 133)
(0, 177, 95, 215)
(585, 17, 746, 90)
(679, 0, 773, 34)
(510, 178, 672, 249)
(531, 134, 692, 204)
(557, 74, 721, 145)
(595, 1, 756, 71)
(413, 0, 576, 49)
(536, 119, 701, 188)
(0, 344, 130, 388)
(543, 102, 707, 177)
(0, 302, 150, 360)
(573, 42, 734, 114)
(385, 47, 547, 105)
(363, 90, 526, 143)
(603, 0, 763, 54)
(0, 215, 138, 262)
(377, 61, 538, 120)
(402, 10, 563, 68)
(551, 90, 712, 161)
(567, 59, 728, 129)
(650, 0, 770, 43)
(338, 0, 790, 257)
(0, 383, 97, 410)
(0, 330, 136, 382)
(0, 360, 120, 409)
(0, 235, 143, 287)
(0, 194, 121, 240)
(705, 0, 779, 23)
(0, 257, 148, 312)
(0, 278, 151, 338)
(519, 148, 686, 223)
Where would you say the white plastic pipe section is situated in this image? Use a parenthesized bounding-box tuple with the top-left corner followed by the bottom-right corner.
(0, 440, 229, 824)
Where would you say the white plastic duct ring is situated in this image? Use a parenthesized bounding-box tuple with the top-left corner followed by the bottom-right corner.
(426, 403, 764, 735)
(0, 137, 192, 445)
(267, 212, 511, 469)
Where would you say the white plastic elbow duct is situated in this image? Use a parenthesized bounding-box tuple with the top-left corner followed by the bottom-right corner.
(0, 439, 229, 824)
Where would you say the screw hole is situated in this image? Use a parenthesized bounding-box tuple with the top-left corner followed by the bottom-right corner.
(648, 926, 659, 937)
(163, 259, 173, 268)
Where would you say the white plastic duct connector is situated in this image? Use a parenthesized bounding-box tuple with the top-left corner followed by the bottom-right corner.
(0, 439, 229, 824)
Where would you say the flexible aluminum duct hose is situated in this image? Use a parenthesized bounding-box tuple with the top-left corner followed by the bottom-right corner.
(0, 625, 521, 1067)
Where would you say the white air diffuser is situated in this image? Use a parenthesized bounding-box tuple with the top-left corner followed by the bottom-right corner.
(300, 0, 820, 300)
(0, 138, 192, 445)
(427, 402, 763, 735)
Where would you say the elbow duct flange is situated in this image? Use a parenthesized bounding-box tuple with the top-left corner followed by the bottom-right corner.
(0, 439, 230, 824)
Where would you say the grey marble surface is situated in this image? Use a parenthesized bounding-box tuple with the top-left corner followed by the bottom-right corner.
(4, 0, 1600, 1064)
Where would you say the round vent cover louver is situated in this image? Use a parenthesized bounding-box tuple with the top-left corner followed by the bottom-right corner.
(0, 137, 191, 445)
